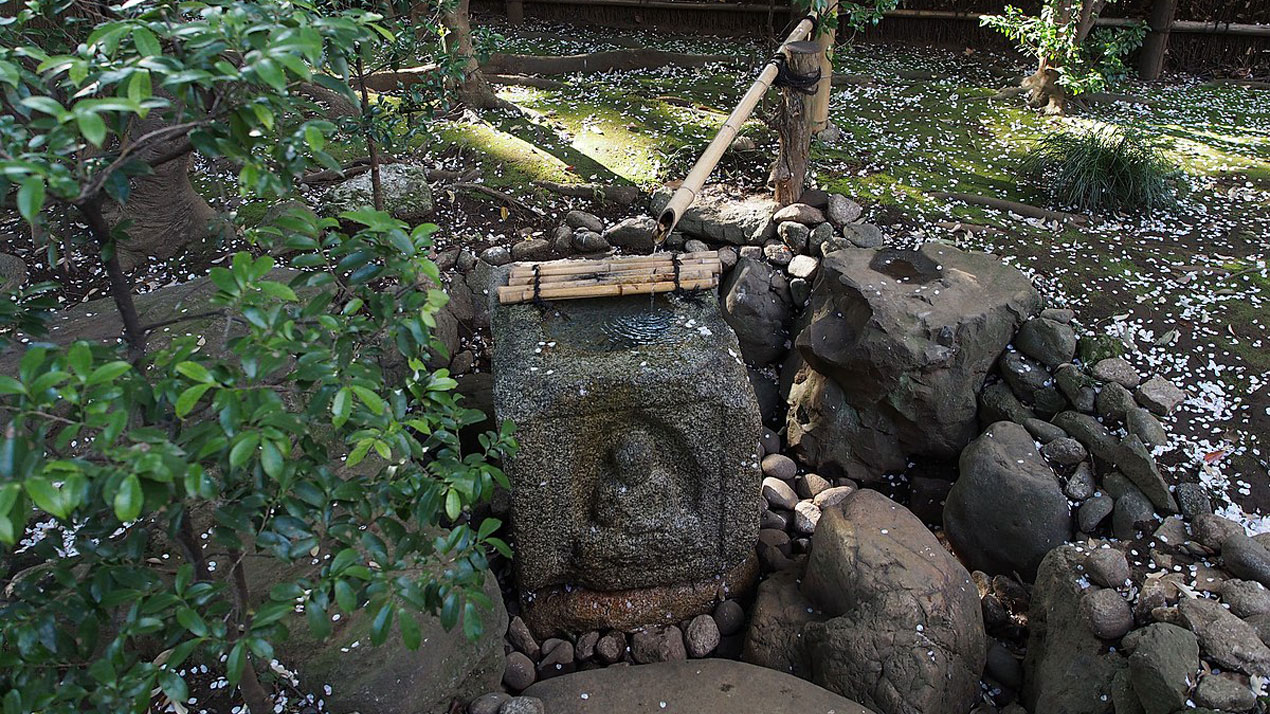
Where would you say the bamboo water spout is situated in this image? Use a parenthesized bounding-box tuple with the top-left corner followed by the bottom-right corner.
(654, 5, 835, 242)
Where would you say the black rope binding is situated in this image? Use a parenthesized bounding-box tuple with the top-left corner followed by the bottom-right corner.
(672, 253, 682, 295)
(530, 264, 545, 307)
(770, 53, 822, 95)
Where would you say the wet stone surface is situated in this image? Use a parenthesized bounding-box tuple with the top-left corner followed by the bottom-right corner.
(491, 281, 762, 637)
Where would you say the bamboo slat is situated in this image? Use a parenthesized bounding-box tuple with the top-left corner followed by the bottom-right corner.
(506, 251, 719, 278)
(498, 276, 718, 304)
(499, 251, 723, 304)
(506, 265, 719, 288)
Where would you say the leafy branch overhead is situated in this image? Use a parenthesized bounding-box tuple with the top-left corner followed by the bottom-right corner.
(792, 0, 902, 34)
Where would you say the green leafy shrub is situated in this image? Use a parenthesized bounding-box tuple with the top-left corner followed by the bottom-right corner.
(0, 209, 516, 714)
(1020, 127, 1180, 213)
(0, 1, 515, 712)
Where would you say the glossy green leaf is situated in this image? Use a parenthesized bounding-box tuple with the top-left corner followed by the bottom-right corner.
(132, 26, 161, 57)
(175, 361, 214, 383)
(76, 111, 107, 147)
(24, 478, 66, 519)
(398, 608, 421, 650)
(175, 383, 213, 418)
(16, 177, 44, 224)
(113, 473, 143, 522)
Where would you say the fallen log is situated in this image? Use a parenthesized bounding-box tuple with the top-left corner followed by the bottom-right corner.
(481, 49, 739, 76)
(929, 191, 1087, 225)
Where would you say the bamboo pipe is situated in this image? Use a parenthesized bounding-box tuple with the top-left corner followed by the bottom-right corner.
(654, 5, 834, 242)
(810, 4, 837, 134)
(498, 277, 718, 304)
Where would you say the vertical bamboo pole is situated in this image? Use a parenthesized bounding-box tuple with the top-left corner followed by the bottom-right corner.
(1139, 0, 1179, 80)
(507, 0, 524, 23)
(770, 41, 819, 207)
(810, 5, 837, 135)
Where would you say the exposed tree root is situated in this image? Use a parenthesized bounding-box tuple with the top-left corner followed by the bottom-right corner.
(1079, 92, 1156, 107)
(532, 180, 642, 205)
(832, 73, 876, 86)
(447, 182, 543, 215)
(300, 157, 401, 185)
(936, 220, 1004, 235)
(981, 85, 1027, 102)
(296, 82, 360, 118)
(487, 74, 568, 90)
(929, 191, 1088, 225)
(481, 49, 738, 76)
(895, 70, 946, 81)
(1205, 79, 1270, 90)
(359, 65, 438, 93)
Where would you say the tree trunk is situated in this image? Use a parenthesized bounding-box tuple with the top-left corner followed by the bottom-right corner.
(1139, 0, 1178, 80)
(356, 53, 384, 212)
(102, 118, 229, 272)
(1022, 58, 1065, 115)
(769, 41, 818, 206)
(229, 551, 272, 714)
(442, 0, 505, 110)
(79, 200, 148, 362)
(506, 0, 524, 23)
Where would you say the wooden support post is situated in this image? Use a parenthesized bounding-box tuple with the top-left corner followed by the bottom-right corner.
(770, 41, 818, 207)
(810, 7, 836, 135)
(1139, 0, 1178, 80)
(507, 0, 524, 23)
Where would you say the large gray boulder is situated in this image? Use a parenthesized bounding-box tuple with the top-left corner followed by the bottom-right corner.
(785, 364, 908, 479)
(1178, 597, 1270, 677)
(651, 186, 776, 245)
(525, 659, 876, 714)
(1023, 546, 1126, 714)
(1125, 623, 1199, 714)
(789, 245, 1040, 481)
(944, 421, 1072, 579)
(1, 268, 303, 374)
(324, 163, 434, 222)
(278, 571, 507, 714)
(721, 257, 792, 366)
(744, 490, 985, 714)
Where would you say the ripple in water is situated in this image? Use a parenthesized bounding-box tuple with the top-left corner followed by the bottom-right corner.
(601, 309, 677, 347)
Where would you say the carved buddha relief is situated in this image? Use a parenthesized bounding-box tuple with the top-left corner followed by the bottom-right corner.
(573, 421, 711, 590)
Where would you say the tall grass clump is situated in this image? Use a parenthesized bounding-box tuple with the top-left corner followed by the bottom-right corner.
(1020, 127, 1180, 214)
